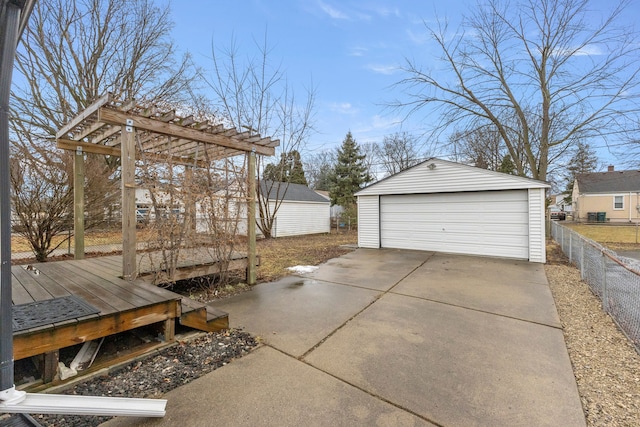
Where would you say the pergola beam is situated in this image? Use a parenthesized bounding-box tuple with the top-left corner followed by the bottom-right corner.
(58, 138, 209, 168)
(98, 107, 276, 156)
(56, 93, 112, 139)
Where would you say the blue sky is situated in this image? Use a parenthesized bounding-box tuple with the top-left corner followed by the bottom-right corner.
(170, 1, 464, 158)
(170, 0, 636, 169)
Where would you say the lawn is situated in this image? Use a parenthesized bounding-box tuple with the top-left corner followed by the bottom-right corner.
(11, 228, 359, 281)
(255, 230, 357, 282)
(562, 223, 640, 250)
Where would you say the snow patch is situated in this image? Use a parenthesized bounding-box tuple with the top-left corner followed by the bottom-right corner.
(287, 265, 319, 274)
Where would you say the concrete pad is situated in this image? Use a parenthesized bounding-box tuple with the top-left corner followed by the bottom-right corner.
(208, 276, 380, 357)
(102, 346, 435, 427)
(305, 248, 433, 291)
(305, 293, 586, 427)
(393, 253, 561, 327)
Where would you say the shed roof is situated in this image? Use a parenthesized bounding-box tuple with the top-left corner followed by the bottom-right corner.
(356, 158, 549, 196)
(576, 170, 640, 193)
(260, 181, 329, 203)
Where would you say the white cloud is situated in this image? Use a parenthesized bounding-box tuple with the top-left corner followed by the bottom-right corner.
(349, 46, 368, 57)
(373, 6, 400, 18)
(406, 28, 429, 45)
(569, 45, 605, 57)
(317, 0, 348, 20)
(370, 114, 401, 130)
(365, 63, 399, 75)
(329, 102, 358, 114)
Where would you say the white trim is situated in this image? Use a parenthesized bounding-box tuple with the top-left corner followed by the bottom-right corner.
(613, 195, 624, 210)
(0, 393, 166, 417)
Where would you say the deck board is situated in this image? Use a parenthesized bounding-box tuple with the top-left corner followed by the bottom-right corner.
(11, 278, 35, 305)
(60, 261, 160, 307)
(33, 263, 129, 314)
(12, 266, 68, 302)
(10, 249, 238, 365)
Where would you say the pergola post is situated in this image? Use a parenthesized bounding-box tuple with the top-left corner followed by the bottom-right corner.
(73, 147, 85, 259)
(121, 122, 136, 281)
(247, 150, 257, 285)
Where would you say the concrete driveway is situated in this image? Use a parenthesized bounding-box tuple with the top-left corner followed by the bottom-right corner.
(103, 249, 585, 427)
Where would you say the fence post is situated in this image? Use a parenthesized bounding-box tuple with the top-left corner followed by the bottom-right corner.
(568, 229, 572, 263)
(580, 238, 585, 279)
(601, 251, 608, 312)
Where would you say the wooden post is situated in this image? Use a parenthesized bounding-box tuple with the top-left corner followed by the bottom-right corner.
(247, 151, 257, 285)
(184, 167, 196, 233)
(121, 121, 136, 280)
(73, 147, 85, 259)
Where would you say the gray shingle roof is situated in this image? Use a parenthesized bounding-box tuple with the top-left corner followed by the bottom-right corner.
(259, 180, 329, 203)
(576, 170, 640, 193)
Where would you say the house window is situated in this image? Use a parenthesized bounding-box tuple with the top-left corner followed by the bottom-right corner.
(614, 195, 624, 210)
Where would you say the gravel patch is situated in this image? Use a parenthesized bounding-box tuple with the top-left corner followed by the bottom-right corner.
(546, 259, 640, 426)
(32, 330, 258, 427)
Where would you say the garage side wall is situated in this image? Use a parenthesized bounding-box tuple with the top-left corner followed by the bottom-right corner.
(358, 195, 379, 248)
(269, 201, 330, 238)
(528, 188, 546, 263)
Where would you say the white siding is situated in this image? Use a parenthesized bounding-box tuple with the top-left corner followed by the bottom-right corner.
(380, 191, 529, 259)
(358, 195, 380, 248)
(528, 188, 546, 263)
(357, 159, 548, 196)
(268, 201, 330, 237)
(198, 200, 329, 238)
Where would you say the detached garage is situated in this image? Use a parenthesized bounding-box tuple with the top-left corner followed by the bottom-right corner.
(356, 159, 550, 262)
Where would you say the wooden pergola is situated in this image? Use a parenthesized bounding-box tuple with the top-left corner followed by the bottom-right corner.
(55, 93, 278, 284)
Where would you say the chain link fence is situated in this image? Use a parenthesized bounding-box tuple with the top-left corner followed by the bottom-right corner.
(551, 221, 640, 352)
(10, 218, 124, 262)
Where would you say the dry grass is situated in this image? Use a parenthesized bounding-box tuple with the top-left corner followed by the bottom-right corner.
(11, 229, 160, 253)
(563, 223, 640, 250)
(255, 230, 357, 282)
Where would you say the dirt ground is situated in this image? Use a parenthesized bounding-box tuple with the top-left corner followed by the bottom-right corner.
(545, 242, 640, 426)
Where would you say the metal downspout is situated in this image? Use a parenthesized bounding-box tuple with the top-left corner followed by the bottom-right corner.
(0, 0, 22, 402)
(0, 0, 167, 417)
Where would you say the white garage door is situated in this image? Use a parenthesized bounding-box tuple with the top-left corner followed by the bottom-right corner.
(380, 190, 529, 259)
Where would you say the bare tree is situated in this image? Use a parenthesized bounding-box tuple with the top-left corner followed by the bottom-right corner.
(9, 0, 197, 259)
(206, 34, 316, 238)
(10, 152, 73, 262)
(304, 150, 335, 190)
(359, 142, 379, 182)
(393, 0, 640, 181)
(378, 132, 422, 177)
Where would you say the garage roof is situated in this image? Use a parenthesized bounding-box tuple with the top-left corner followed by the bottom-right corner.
(356, 158, 549, 196)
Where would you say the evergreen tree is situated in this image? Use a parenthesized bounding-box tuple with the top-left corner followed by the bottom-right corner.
(563, 142, 599, 203)
(263, 150, 308, 185)
(497, 155, 516, 175)
(329, 132, 373, 210)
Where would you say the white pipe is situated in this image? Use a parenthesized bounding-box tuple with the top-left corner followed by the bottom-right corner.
(0, 393, 166, 417)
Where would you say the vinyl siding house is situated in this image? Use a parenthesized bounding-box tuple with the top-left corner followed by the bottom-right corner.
(572, 167, 640, 223)
(356, 158, 549, 263)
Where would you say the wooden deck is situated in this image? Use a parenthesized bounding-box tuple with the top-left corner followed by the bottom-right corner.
(11, 249, 240, 378)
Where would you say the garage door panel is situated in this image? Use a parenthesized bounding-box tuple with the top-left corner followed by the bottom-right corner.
(380, 191, 529, 259)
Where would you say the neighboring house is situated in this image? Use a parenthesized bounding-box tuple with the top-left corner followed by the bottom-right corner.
(572, 166, 640, 223)
(552, 193, 572, 213)
(256, 181, 330, 237)
(356, 158, 549, 263)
